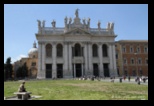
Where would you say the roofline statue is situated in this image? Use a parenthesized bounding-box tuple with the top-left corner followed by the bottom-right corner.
(37, 20, 41, 33)
(42, 20, 45, 28)
(37, 20, 41, 27)
(75, 8, 79, 18)
(51, 20, 56, 28)
(98, 21, 101, 29)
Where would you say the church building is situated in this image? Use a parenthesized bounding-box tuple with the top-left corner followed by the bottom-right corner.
(36, 9, 118, 79)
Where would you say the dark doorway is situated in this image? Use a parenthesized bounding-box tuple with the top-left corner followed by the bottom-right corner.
(57, 64, 63, 78)
(76, 64, 82, 77)
(46, 64, 52, 78)
(103, 63, 109, 77)
(93, 64, 99, 77)
(117, 68, 119, 76)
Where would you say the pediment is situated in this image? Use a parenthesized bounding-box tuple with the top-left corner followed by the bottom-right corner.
(64, 28, 92, 35)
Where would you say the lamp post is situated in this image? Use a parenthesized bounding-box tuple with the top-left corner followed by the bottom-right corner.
(134, 52, 138, 76)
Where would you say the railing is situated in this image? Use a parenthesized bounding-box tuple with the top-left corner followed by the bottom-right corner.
(41, 27, 65, 34)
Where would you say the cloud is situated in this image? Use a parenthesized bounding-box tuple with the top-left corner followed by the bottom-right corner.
(11, 54, 28, 63)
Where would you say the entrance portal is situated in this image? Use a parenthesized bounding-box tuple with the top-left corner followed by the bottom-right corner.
(76, 64, 82, 77)
(57, 64, 63, 78)
(93, 64, 99, 77)
(103, 63, 109, 77)
(46, 64, 52, 78)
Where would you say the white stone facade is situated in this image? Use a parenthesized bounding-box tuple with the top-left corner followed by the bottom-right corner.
(36, 9, 118, 79)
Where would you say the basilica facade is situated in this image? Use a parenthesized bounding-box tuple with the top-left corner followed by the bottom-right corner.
(36, 9, 118, 79)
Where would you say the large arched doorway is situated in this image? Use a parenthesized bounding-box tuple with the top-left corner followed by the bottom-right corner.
(57, 64, 63, 78)
(103, 63, 109, 77)
(46, 64, 52, 78)
(93, 64, 99, 77)
(76, 64, 82, 77)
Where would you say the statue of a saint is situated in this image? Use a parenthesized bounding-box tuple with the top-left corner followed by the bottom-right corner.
(75, 9, 79, 17)
(107, 22, 110, 29)
(37, 20, 41, 28)
(87, 18, 90, 27)
(69, 17, 72, 24)
(82, 18, 86, 25)
(65, 16, 68, 25)
(110, 23, 114, 30)
(98, 21, 101, 29)
(51, 20, 56, 27)
(42, 20, 45, 28)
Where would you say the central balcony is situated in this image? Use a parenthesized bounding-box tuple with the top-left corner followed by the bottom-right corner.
(72, 56, 84, 63)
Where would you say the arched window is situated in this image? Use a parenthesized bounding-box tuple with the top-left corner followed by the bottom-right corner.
(102, 44, 108, 57)
(74, 43, 81, 56)
(46, 44, 52, 57)
(92, 44, 98, 57)
(57, 44, 63, 57)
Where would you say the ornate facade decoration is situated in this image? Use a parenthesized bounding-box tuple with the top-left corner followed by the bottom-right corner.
(36, 9, 118, 79)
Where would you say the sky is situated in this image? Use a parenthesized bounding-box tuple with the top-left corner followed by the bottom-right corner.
(4, 4, 148, 63)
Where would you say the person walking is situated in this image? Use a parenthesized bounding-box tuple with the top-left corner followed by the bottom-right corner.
(128, 76, 131, 82)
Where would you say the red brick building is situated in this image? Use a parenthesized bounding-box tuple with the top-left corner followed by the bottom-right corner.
(115, 40, 148, 76)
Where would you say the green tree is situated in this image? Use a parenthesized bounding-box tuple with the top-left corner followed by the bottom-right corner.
(22, 62, 28, 77)
(16, 66, 22, 78)
(16, 62, 28, 79)
(4, 57, 13, 80)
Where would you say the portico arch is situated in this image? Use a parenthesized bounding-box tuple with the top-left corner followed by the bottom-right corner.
(56, 43, 63, 57)
(102, 44, 108, 57)
(46, 44, 52, 57)
(74, 43, 82, 56)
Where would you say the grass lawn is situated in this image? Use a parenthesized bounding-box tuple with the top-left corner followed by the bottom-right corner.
(4, 79, 148, 100)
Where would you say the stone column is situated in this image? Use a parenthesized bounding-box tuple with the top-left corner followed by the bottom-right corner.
(82, 63, 83, 77)
(68, 42, 73, 78)
(37, 41, 42, 79)
(98, 43, 104, 77)
(63, 42, 68, 78)
(109, 43, 113, 77)
(88, 42, 93, 76)
(41, 42, 45, 79)
(84, 42, 88, 76)
(112, 44, 118, 76)
(52, 42, 57, 78)
(73, 64, 76, 78)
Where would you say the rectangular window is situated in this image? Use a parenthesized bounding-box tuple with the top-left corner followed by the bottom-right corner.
(131, 59, 134, 64)
(130, 47, 133, 53)
(124, 59, 127, 64)
(123, 47, 126, 53)
(137, 47, 140, 53)
(144, 47, 148, 53)
(138, 58, 142, 64)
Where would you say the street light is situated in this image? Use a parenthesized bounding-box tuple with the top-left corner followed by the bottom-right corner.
(134, 52, 138, 76)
